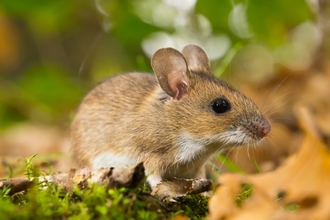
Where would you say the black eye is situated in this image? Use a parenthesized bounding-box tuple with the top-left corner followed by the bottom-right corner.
(211, 98, 231, 114)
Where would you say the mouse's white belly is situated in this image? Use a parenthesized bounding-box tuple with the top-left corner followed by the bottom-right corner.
(91, 152, 138, 169)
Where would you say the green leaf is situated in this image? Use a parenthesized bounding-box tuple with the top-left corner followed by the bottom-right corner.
(216, 154, 245, 173)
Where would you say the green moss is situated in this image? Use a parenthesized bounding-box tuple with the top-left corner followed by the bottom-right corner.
(169, 194, 209, 219)
(283, 203, 300, 212)
(236, 183, 254, 206)
(0, 155, 209, 219)
(0, 183, 209, 219)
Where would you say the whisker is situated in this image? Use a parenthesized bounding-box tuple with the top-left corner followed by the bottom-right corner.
(79, 33, 102, 77)
(218, 147, 236, 171)
(261, 72, 293, 110)
(262, 91, 296, 116)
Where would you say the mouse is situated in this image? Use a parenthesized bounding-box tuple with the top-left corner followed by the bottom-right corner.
(70, 44, 271, 189)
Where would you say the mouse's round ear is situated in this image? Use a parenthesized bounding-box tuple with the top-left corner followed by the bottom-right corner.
(151, 48, 189, 100)
(182, 44, 211, 75)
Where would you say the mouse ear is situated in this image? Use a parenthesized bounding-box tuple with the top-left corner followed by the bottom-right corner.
(182, 44, 211, 75)
(151, 48, 189, 100)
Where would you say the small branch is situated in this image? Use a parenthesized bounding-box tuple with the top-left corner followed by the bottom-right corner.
(0, 177, 33, 195)
(0, 163, 145, 195)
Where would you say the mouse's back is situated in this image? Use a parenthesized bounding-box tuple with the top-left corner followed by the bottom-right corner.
(70, 72, 159, 167)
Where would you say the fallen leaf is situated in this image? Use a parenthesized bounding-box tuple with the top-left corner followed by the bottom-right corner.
(209, 106, 330, 219)
(172, 214, 189, 220)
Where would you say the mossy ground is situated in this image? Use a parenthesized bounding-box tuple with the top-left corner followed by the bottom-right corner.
(0, 156, 209, 219)
(0, 181, 209, 220)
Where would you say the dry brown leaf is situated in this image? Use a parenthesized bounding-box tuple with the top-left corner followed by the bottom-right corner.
(227, 68, 330, 174)
(209, 106, 330, 220)
(172, 214, 189, 220)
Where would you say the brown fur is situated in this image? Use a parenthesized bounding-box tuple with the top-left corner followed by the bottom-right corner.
(70, 45, 271, 184)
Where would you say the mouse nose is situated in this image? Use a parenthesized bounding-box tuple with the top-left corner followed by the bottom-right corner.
(259, 121, 271, 138)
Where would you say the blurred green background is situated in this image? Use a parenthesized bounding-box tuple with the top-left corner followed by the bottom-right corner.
(0, 0, 317, 130)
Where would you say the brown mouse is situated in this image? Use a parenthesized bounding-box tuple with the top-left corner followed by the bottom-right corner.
(70, 44, 271, 188)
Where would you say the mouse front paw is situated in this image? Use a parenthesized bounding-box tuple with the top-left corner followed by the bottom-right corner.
(150, 177, 213, 201)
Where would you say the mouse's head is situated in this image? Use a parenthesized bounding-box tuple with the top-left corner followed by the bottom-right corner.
(151, 44, 271, 147)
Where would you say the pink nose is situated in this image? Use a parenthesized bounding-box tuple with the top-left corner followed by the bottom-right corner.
(260, 123, 271, 137)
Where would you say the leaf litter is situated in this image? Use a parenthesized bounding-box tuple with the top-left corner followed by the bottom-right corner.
(209, 106, 330, 220)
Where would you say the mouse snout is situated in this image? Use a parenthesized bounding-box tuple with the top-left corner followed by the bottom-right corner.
(259, 120, 271, 138)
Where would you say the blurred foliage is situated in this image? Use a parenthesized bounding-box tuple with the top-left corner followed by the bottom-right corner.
(0, 0, 314, 130)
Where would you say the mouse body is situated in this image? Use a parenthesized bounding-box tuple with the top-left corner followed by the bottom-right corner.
(70, 45, 271, 188)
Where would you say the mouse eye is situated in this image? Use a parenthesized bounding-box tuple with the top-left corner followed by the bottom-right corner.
(211, 98, 231, 114)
